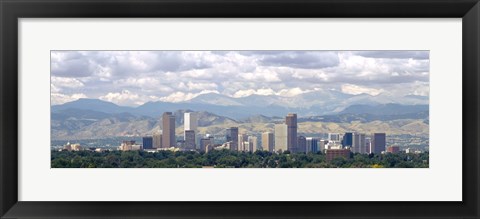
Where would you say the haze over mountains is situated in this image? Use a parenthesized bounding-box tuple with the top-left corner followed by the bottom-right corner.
(52, 90, 428, 119)
(51, 91, 429, 140)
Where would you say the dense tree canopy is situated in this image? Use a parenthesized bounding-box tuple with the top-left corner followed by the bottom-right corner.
(51, 149, 429, 168)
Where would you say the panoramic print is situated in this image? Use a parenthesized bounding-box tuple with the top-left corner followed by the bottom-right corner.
(51, 51, 429, 168)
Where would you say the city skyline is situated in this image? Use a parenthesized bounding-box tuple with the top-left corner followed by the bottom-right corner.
(59, 112, 410, 166)
(50, 50, 429, 168)
(51, 50, 429, 106)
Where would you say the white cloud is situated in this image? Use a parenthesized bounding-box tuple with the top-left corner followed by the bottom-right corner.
(276, 87, 310, 97)
(51, 51, 429, 104)
(178, 81, 218, 91)
(233, 88, 277, 98)
(341, 84, 383, 96)
(114, 77, 167, 90)
(51, 93, 87, 105)
(51, 84, 61, 93)
(99, 90, 141, 106)
(51, 77, 84, 88)
(240, 69, 281, 82)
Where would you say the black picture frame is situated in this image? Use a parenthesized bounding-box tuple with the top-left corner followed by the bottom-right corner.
(1, 0, 479, 218)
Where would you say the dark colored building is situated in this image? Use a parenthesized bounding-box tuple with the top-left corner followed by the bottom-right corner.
(286, 113, 298, 152)
(297, 136, 307, 153)
(122, 140, 135, 146)
(226, 127, 239, 151)
(142, 137, 153, 149)
(342, 132, 353, 147)
(372, 133, 386, 154)
(184, 130, 196, 150)
(200, 136, 214, 152)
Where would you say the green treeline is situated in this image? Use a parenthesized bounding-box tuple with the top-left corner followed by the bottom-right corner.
(51, 149, 429, 168)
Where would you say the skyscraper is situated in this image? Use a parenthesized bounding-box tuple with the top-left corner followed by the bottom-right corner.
(238, 134, 247, 151)
(184, 112, 197, 132)
(342, 132, 353, 147)
(200, 136, 214, 152)
(226, 127, 239, 151)
(162, 112, 175, 148)
(297, 136, 307, 153)
(285, 113, 298, 152)
(274, 124, 288, 152)
(184, 112, 197, 149)
(365, 137, 372, 154)
(244, 141, 251, 152)
(372, 133, 386, 154)
(306, 137, 319, 153)
(261, 132, 274, 152)
(353, 133, 366, 154)
(248, 136, 258, 152)
(184, 130, 196, 150)
(153, 133, 162, 149)
(142, 136, 153, 149)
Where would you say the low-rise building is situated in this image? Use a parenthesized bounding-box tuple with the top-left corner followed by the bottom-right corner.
(386, 146, 400, 153)
(326, 149, 351, 161)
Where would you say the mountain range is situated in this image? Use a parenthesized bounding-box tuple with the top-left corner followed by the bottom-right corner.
(51, 93, 429, 140)
(52, 90, 428, 119)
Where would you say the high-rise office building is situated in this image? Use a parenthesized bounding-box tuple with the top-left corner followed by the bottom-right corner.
(306, 137, 319, 153)
(342, 132, 353, 147)
(244, 141, 251, 152)
(261, 132, 274, 152)
(274, 124, 288, 152)
(184, 130, 196, 150)
(226, 127, 239, 151)
(353, 133, 366, 154)
(200, 135, 214, 152)
(153, 133, 162, 149)
(297, 136, 307, 153)
(184, 112, 197, 133)
(184, 112, 197, 149)
(142, 136, 153, 149)
(238, 134, 247, 151)
(285, 113, 298, 152)
(162, 112, 175, 148)
(248, 136, 258, 152)
(372, 133, 386, 154)
(365, 137, 372, 154)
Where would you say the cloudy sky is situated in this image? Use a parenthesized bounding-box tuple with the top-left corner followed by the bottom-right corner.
(51, 51, 429, 106)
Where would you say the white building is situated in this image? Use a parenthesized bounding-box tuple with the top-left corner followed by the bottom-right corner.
(326, 141, 343, 149)
(63, 142, 82, 151)
(261, 132, 274, 152)
(365, 137, 372, 153)
(184, 112, 197, 133)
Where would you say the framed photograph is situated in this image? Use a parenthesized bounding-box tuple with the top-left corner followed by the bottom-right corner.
(1, 0, 479, 218)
